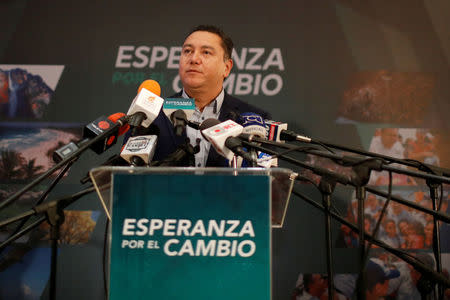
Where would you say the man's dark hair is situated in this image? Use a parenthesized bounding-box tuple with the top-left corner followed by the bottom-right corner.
(186, 25, 234, 60)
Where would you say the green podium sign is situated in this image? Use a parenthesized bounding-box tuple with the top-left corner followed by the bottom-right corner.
(109, 170, 271, 300)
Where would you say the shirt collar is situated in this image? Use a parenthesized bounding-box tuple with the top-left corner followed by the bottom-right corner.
(181, 88, 225, 115)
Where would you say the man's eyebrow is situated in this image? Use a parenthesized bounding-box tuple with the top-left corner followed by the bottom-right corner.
(182, 44, 216, 51)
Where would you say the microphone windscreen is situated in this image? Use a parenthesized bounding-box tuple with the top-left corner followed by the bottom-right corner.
(170, 110, 187, 124)
(108, 112, 130, 136)
(138, 80, 161, 96)
(199, 118, 221, 131)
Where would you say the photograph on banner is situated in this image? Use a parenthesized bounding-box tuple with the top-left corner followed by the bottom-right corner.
(367, 128, 449, 186)
(291, 252, 447, 300)
(0, 123, 84, 245)
(336, 70, 436, 126)
(0, 122, 82, 185)
(0, 247, 51, 300)
(38, 210, 101, 245)
(0, 210, 100, 247)
(0, 65, 64, 120)
(336, 187, 449, 250)
(297, 128, 449, 187)
(0, 210, 101, 300)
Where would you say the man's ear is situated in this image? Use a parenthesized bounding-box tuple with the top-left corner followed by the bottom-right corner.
(223, 59, 233, 79)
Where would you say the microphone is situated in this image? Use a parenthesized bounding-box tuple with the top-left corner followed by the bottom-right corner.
(200, 119, 256, 163)
(239, 112, 267, 138)
(126, 80, 164, 128)
(264, 119, 311, 143)
(163, 98, 197, 135)
(238, 112, 278, 168)
(53, 112, 129, 162)
(151, 138, 197, 167)
(120, 135, 158, 166)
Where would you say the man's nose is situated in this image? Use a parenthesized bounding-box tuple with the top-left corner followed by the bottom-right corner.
(190, 51, 201, 64)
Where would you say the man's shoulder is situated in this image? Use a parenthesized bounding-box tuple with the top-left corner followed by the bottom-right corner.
(222, 93, 271, 120)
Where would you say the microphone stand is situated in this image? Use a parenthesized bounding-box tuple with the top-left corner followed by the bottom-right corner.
(285, 147, 449, 299)
(240, 141, 352, 299)
(151, 138, 199, 167)
(427, 178, 444, 298)
(241, 140, 450, 298)
(0, 118, 126, 212)
(280, 130, 450, 177)
(317, 176, 336, 300)
(0, 159, 75, 256)
(0, 186, 96, 300)
(291, 185, 450, 292)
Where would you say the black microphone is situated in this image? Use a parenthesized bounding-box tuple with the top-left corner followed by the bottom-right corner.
(170, 110, 188, 136)
(53, 113, 130, 162)
(151, 138, 198, 167)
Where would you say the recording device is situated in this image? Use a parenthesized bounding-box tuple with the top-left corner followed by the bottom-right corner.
(53, 112, 129, 162)
(200, 119, 256, 163)
(126, 80, 164, 128)
(120, 135, 158, 166)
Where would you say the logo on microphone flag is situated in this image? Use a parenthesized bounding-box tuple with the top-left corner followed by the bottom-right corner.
(125, 136, 150, 151)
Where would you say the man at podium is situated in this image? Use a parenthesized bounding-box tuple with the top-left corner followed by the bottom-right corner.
(132, 25, 271, 167)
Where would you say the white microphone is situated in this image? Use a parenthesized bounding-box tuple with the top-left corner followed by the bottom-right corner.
(120, 135, 158, 166)
(127, 80, 164, 128)
(200, 119, 256, 163)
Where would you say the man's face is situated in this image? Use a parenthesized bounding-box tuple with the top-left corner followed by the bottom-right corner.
(384, 221, 397, 237)
(398, 221, 409, 235)
(380, 128, 398, 149)
(179, 31, 232, 93)
(309, 274, 327, 296)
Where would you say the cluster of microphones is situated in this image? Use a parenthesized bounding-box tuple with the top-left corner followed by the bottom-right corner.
(54, 79, 313, 172)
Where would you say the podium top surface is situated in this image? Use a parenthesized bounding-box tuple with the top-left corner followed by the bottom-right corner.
(90, 166, 296, 177)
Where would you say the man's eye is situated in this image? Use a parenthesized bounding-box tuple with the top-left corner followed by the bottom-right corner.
(183, 49, 192, 54)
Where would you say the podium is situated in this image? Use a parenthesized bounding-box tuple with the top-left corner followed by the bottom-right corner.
(90, 167, 295, 300)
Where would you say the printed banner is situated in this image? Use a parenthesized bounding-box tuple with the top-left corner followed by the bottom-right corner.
(110, 172, 271, 300)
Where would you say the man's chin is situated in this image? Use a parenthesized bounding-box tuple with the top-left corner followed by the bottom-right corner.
(181, 79, 205, 91)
